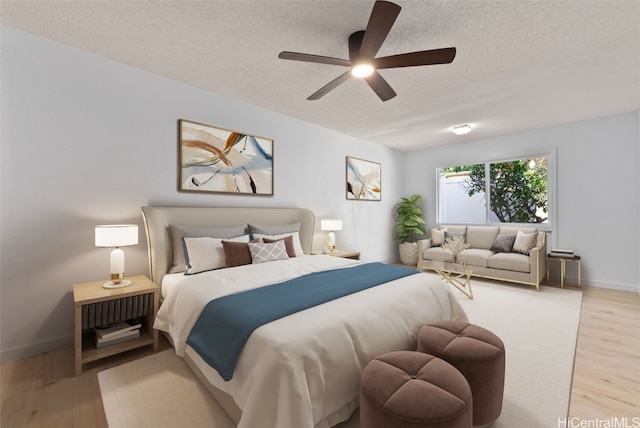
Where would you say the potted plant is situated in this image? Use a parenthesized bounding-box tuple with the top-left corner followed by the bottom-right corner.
(394, 194, 427, 265)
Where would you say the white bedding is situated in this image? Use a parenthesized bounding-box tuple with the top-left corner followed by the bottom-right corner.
(154, 255, 468, 428)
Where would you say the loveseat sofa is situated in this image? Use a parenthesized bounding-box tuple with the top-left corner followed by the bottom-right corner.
(417, 225, 547, 290)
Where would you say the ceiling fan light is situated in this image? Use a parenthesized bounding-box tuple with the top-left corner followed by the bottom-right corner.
(351, 63, 374, 78)
(452, 124, 472, 135)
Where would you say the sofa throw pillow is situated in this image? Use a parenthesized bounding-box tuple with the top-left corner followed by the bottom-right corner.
(490, 234, 516, 253)
(248, 240, 290, 264)
(444, 231, 465, 242)
(430, 228, 447, 247)
(512, 230, 537, 255)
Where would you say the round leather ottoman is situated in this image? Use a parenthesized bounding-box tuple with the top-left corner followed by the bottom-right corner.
(417, 321, 505, 428)
(360, 351, 472, 428)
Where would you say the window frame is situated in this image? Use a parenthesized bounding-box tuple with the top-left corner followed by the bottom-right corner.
(435, 148, 556, 232)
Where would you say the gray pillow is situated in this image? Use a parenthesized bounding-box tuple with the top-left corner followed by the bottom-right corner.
(169, 224, 248, 273)
(248, 222, 300, 235)
(490, 234, 516, 253)
(444, 231, 465, 242)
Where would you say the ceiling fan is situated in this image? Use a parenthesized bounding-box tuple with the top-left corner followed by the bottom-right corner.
(278, 0, 456, 102)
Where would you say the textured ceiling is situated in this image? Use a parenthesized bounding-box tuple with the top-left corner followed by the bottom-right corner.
(2, 0, 639, 151)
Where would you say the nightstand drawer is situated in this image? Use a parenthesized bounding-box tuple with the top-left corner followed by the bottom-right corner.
(81, 292, 155, 329)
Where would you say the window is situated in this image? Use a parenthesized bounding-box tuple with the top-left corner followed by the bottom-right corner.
(437, 152, 553, 227)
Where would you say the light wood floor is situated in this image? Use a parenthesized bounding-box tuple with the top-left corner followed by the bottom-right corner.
(1, 286, 638, 427)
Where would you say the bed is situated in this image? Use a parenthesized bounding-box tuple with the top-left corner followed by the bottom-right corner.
(141, 206, 468, 428)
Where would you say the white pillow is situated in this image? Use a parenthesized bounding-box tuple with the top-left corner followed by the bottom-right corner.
(169, 224, 248, 273)
(183, 235, 250, 274)
(252, 231, 304, 256)
(248, 240, 290, 264)
(431, 227, 447, 246)
(512, 230, 537, 255)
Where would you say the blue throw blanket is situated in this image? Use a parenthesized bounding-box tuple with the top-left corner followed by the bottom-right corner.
(186, 262, 418, 381)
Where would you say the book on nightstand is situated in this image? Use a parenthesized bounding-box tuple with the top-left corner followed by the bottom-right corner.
(94, 328, 140, 348)
(549, 249, 575, 257)
(94, 320, 142, 340)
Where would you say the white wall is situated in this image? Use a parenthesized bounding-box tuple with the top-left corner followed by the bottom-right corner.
(405, 111, 640, 293)
(0, 27, 407, 362)
(2, 26, 638, 363)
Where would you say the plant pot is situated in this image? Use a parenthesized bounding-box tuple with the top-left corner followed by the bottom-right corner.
(399, 242, 419, 266)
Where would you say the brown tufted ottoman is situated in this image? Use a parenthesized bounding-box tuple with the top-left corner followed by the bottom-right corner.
(417, 321, 505, 428)
(360, 351, 472, 428)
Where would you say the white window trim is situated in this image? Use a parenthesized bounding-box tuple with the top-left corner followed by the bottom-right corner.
(435, 148, 556, 237)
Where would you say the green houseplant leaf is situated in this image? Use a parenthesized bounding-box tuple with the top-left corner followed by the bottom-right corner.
(394, 194, 426, 243)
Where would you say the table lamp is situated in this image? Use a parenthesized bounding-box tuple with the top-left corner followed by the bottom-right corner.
(95, 224, 138, 288)
(321, 219, 342, 252)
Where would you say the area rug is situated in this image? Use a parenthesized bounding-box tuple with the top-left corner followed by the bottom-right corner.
(99, 278, 582, 428)
(452, 278, 583, 428)
(98, 349, 234, 428)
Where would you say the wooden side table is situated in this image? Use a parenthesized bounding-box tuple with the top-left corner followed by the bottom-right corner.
(73, 275, 159, 375)
(547, 254, 581, 288)
(311, 249, 361, 260)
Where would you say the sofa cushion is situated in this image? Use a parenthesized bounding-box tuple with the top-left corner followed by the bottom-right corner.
(458, 249, 494, 267)
(490, 234, 517, 253)
(512, 230, 538, 255)
(440, 225, 467, 234)
(430, 228, 447, 246)
(499, 226, 537, 236)
(422, 247, 454, 262)
(444, 231, 465, 242)
(488, 252, 531, 273)
(466, 226, 499, 249)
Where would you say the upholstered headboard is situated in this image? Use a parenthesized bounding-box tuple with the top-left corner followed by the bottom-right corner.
(141, 206, 315, 285)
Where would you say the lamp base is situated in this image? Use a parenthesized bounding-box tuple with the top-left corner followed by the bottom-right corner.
(102, 280, 132, 289)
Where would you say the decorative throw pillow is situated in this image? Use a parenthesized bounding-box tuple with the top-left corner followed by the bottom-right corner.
(183, 235, 250, 274)
(490, 234, 516, 253)
(222, 239, 259, 268)
(169, 224, 248, 273)
(263, 235, 296, 258)
(444, 231, 465, 242)
(512, 230, 537, 255)
(431, 228, 447, 247)
(248, 240, 290, 264)
(252, 232, 304, 256)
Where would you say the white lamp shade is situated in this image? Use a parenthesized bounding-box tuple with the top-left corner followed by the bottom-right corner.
(95, 225, 138, 247)
(321, 219, 343, 231)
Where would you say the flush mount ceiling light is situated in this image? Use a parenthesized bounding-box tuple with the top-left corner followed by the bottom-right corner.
(452, 124, 471, 135)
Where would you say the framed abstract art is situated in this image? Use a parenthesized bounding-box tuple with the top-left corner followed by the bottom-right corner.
(346, 156, 381, 201)
(179, 119, 273, 195)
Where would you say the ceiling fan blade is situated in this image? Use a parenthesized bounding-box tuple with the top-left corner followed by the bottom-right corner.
(358, 1, 401, 59)
(374, 47, 457, 69)
(307, 71, 352, 100)
(278, 51, 351, 67)
(364, 70, 397, 101)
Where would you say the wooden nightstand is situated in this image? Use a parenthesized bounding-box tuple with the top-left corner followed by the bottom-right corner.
(73, 275, 159, 375)
(311, 249, 361, 260)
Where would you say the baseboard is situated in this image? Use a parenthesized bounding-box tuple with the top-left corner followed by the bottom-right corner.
(576, 278, 640, 294)
(0, 334, 72, 364)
